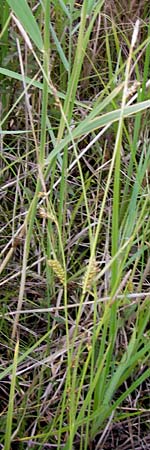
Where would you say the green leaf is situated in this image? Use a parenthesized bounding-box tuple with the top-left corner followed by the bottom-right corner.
(0, 66, 65, 99)
(6, 0, 43, 51)
(53, 0, 71, 19)
(4, 340, 19, 450)
(46, 99, 150, 165)
(50, 23, 69, 72)
(0, 329, 52, 381)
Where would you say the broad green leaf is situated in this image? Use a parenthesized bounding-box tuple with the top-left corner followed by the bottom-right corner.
(6, 0, 43, 51)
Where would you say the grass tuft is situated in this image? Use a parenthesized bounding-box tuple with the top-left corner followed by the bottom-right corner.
(0, 1, 150, 448)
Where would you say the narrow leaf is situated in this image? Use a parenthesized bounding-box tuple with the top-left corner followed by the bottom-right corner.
(46, 99, 150, 165)
(6, 0, 43, 51)
(4, 340, 19, 450)
(50, 23, 69, 72)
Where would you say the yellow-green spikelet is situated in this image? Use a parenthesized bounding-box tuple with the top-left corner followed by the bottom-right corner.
(82, 258, 98, 293)
(47, 259, 65, 286)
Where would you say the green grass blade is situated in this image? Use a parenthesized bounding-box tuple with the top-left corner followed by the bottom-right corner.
(0, 66, 66, 99)
(50, 23, 69, 72)
(4, 340, 19, 450)
(6, 0, 43, 51)
(54, 0, 71, 19)
(46, 99, 150, 166)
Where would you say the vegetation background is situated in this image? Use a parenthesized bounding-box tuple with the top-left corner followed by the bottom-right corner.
(0, 0, 150, 448)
